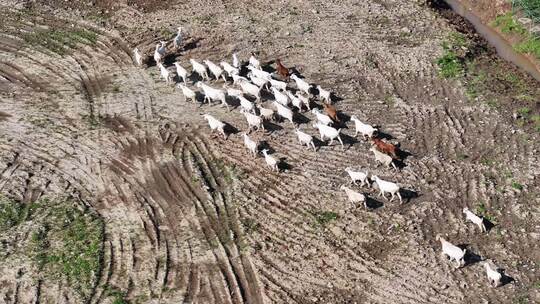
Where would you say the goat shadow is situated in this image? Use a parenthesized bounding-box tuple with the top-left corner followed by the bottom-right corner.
(257, 140, 273, 153)
(289, 67, 303, 78)
(456, 244, 483, 267)
(261, 61, 277, 73)
(397, 149, 413, 162)
(340, 133, 359, 150)
(311, 87, 344, 104)
(365, 196, 384, 210)
(223, 122, 239, 138)
(375, 130, 394, 140)
(499, 270, 515, 286)
(224, 96, 240, 108)
(278, 157, 292, 171)
(293, 112, 312, 126)
(183, 37, 203, 52)
(400, 188, 419, 204)
(194, 92, 206, 104)
(483, 218, 496, 232)
(263, 121, 283, 133)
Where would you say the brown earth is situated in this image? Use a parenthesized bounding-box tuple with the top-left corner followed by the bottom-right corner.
(0, 0, 539, 303)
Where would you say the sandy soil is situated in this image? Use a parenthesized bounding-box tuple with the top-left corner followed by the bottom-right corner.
(0, 0, 539, 303)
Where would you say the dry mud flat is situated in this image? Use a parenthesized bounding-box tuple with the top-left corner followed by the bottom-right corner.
(0, 0, 539, 303)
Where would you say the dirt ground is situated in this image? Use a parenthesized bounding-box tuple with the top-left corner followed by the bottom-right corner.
(0, 0, 539, 303)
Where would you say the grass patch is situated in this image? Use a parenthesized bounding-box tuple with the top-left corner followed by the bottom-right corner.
(28, 198, 103, 301)
(480, 157, 494, 166)
(493, 13, 527, 35)
(0, 195, 38, 229)
(436, 32, 470, 78)
(456, 153, 469, 160)
(312, 211, 338, 227)
(106, 286, 129, 304)
(241, 217, 260, 234)
(513, 0, 540, 23)
(22, 28, 98, 55)
(515, 37, 540, 59)
(511, 181, 524, 190)
(493, 12, 540, 59)
(475, 202, 496, 223)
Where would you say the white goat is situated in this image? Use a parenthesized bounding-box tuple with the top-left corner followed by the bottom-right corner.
(242, 133, 258, 157)
(195, 82, 229, 110)
(258, 107, 275, 121)
(270, 79, 287, 91)
(295, 128, 316, 151)
(273, 101, 294, 124)
(297, 93, 311, 110)
(463, 207, 486, 232)
(204, 59, 226, 82)
(190, 59, 209, 81)
(249, 74, 269, 90)
(247, 65, 271, 80)
(238, 95, 255, 114)
(174, 62, 188, 84)
(312, 108, 333, 126)
(220, 61, 239, 78)
(369, 147, 397, 170)
(202, 114, 226, 139)
(133, 48, 143, 66)
(240, 109, 264, 132)
(223, 85, 243, 98)
(436, 234, 466, 268)
(232, 52, 240, 68)
(232, 74, 249, 85)
(317, 85, 331, 103)
(238, 79, 261, 101)
(249, 52, 260, 69)
(173, 27, 183, 50)
(350, 116, 377, 140)
(158, 63, 172, 84)
(261, 149, 278, 172)
(291, 74, 311, 95)
(345, 167, 369, 187)
(177, 84, 196, 103)
(340, 185, 367, 209)
(154, 43, 163, 64)
(483, 261, 502, 287)
(372, 176, 402, 204)
(287, 91, 304, 112)
(313, 122, 343, 148)
(272, 87, 289, 106)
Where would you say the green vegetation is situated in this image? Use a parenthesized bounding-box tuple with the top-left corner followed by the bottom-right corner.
(0, 195, 104, 301)
(476, 202, 496, 223)
(22, 28, 98, 55)
(511, 181, 524, 190)
(513, 0, 540, 23)
(312, 211, 338, 227)
(493, 13, 527, 35)
(436, 32, 470, 78)
(0, 196, 38, 229)
(480, 157, 494, 166)
(241, 217, 260, 234)
(493, 12, 540, 59)
(106, 286, 129, 304)
(447, 40, 540, 132)
(31, 198, 103, 301)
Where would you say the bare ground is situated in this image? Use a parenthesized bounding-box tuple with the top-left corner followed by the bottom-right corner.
(0, 0, 539, 303)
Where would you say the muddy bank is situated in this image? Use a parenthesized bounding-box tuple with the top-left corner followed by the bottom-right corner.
(440, 0, 540, 82)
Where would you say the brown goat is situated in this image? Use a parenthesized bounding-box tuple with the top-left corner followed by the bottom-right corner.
(372, 137, 399, 159)
(276, 58, 290, 80)
(322, 102, 340, 123)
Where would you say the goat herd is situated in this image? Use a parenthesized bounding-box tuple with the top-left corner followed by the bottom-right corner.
(132, 27, 506, 288)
